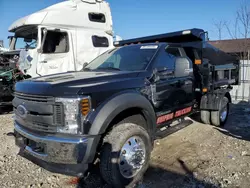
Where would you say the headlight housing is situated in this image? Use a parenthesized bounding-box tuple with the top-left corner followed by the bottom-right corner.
(55, 96, 91, 134)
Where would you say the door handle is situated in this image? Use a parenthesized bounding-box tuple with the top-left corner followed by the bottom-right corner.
(40, 61, 47, 63)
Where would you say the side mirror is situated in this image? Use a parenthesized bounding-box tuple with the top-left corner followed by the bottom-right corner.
(175, 57, 191, 77)
(8, 36, 13, 48)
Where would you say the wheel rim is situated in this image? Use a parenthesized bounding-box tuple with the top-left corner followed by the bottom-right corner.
(119, 136, 146, 179)
(220, 98, 228, 122)
(220, 107, 228, 122)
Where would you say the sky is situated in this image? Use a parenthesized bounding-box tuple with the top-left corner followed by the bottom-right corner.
(0, 0, 248, 47)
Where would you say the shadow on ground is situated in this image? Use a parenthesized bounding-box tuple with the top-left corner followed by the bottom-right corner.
(190, 100, 250, 142)
(0, 105, 13, 115)
(77, 160, 217, 188)
(214, 101, 250, 142)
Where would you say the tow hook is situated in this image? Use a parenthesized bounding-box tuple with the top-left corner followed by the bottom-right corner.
(7, 132, 16, 137)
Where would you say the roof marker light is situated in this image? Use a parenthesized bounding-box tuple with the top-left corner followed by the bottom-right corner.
(182, 30, 191, 35)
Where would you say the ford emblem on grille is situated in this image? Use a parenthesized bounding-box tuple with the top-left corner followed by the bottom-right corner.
(16, 105, 28, 119)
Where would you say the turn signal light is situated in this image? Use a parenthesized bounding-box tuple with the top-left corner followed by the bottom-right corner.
(81, 98, 90, 116)
(202, 88, 208, 93)
(195, 59, 202, 65)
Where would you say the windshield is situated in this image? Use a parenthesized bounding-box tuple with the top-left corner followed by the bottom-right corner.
(12, 26, 38, 50)
(15, 37, 37, 50)
(84, 44, 159, 71)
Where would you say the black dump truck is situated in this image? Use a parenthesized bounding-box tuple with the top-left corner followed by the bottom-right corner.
(13, 29, 239, 187)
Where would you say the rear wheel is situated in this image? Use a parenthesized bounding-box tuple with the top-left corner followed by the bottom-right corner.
(201, 110, 211, 124)
(211, 97, 229, 127)
(100, 116, 152, 188)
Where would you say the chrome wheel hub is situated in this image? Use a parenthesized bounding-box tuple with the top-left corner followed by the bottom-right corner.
(220, 97, 228, 122)
(119, 136, 146, 178)
(220, 107, 228, 122)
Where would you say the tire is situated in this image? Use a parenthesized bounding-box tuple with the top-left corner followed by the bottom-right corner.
(200, 110, 211, 124)
(211, 97, 229, 127)
(100, 116, 152, 188)
(78, 164, 106, 188)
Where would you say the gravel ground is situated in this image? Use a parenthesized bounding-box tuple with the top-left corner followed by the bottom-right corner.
(0, 102, 250, 188)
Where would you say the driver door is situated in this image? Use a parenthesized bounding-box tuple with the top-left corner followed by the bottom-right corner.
(36, 27, 75, 76)
(152, 45, 194, 125)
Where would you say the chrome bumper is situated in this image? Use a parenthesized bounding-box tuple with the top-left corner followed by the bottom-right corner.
(14, 123, 88, 164)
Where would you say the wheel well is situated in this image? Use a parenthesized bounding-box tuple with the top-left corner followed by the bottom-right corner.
(106, 107, 147, 133)
(96, 107, 148, 153)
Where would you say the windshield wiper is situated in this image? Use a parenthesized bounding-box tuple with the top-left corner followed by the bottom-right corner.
(82, 67, 92, 71)
(96, 67, 121, 71)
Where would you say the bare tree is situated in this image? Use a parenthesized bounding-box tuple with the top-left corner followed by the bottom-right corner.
(213, 20, 226, 40)
(237, 2, 250, 38)
(225, 16, 239, 39)
(224, 1, 250, 59)
(224, 1, 250, 100)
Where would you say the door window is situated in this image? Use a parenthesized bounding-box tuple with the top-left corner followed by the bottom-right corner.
(166, 47, 182, 58)
(92, 36, 109, 47)
(89, 13, 106, 23)
(154, 47, 182, 70)
(42, 31, 69, 54)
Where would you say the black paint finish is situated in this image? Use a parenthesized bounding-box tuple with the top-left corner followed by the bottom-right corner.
(14, 43, 195, 133)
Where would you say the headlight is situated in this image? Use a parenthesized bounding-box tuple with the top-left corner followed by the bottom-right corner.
(55, 96, 91, 134)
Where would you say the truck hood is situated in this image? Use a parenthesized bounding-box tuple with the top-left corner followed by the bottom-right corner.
(15, 71, 146, 96)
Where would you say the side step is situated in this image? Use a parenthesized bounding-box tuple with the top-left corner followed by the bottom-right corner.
(155, 119, 193, 139)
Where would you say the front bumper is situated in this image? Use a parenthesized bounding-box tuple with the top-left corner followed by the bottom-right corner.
(14, 123, 99, 176)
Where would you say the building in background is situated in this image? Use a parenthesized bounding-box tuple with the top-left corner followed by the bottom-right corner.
(209, 39, 250, 101)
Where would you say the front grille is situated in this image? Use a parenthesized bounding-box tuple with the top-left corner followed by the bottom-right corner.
(14, 92, 54, 103)
(13, 92, 64, 133)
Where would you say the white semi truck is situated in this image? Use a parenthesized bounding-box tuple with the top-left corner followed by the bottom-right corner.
(0, 0, 115, 107)
(7, 0, 114, 77)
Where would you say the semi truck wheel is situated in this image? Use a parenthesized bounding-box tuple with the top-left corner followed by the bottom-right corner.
(200, 110, 210, 124)
(100, 117, 152, 188)
(211, 97, 229, 127)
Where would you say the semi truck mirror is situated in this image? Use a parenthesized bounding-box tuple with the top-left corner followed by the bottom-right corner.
(37, 28, 48, 53)
(82, 62, 88, 68)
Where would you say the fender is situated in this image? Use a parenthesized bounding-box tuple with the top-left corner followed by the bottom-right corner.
(82, 91, 156, 164)
(88, 92, 156, 136)
(200, 89, 231, 111)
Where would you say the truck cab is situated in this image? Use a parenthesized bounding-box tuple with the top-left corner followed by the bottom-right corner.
(13, 29, 239, 188)
(8, 0, 114, 78)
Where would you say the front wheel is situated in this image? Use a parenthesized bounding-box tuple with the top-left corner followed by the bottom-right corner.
(100, 122, 152, 188)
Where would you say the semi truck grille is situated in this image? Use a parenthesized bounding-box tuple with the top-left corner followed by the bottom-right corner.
(13, 92, 64, 133)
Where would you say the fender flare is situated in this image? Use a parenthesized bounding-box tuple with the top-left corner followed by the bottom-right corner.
(82, 92, 156, 164)
(88, 92, 156, 136)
